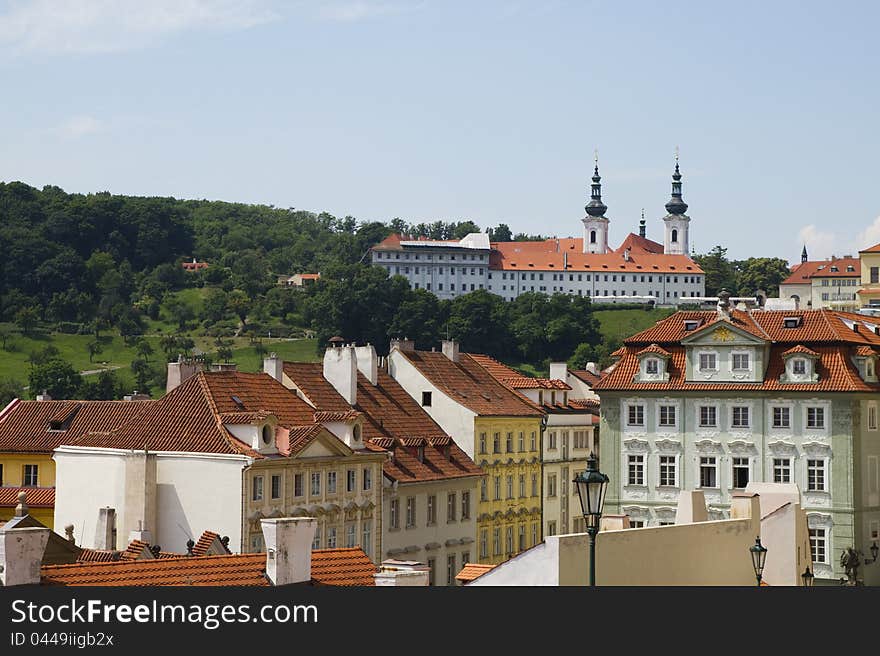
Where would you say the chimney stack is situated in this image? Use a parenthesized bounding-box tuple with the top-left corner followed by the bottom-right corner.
(261, 517, 317, 586)
(323, 344, 357, 406)
(263, 352, 283, 382)
(585, 362, 598, 375)
(94, 507, 117, 551)
(36, 391, 51, 402)
(441, 340, 459, 363)
(0, 526, 50, 586)
(549, 362, 568, 382)
(389, 338, 415, 353)
(124, 391, 151, 401)
(354, 344, 379, 386)
(166, 356, 204, 393)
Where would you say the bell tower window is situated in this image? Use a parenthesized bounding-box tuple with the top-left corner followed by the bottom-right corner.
(590, 230, 597, 244)
(671, 228, 678, 243)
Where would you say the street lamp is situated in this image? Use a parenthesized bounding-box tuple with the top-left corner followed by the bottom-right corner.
(749, 536, 768, 587)
(868, 542, 879, 564)
(801, 567, 814, 588)
(573, 452, 609, 587)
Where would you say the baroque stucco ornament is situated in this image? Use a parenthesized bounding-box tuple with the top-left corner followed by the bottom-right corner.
(711, 326, 735, 342)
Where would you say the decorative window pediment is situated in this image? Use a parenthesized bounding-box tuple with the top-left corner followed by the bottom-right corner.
(634, 344, 671, 382)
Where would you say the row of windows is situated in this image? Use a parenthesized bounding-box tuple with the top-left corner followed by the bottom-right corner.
(0, 464, 39, 487)
(625, 454, 829, 491)
(388, 265, 485, 277)
(626, 403, 827, 429)
(497, 287, 700, 298)
(376, 252, 486, 262)
(478, 431, 538, 454)
(411, 281, 484, 292)
(819, 278, 858, 286)
(497, 272, 702, 284)
(478, 523, 539, 559)
(309, 520, 372, 556)
(251, 468, 373, 502)
(695, 352, 751, 371)
(389, 492, 471, 529)
(426, 551, 472, 586)
(481, 474, 539, 501)
(546, 430, 591, 450)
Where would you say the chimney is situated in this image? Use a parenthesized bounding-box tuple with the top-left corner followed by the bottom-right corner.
(36, 391, 51, 402)
(549, 362, 568, 382)
(263, 352, 283, 382)
(166, 356, 204, 393)
(373, 560, 430, 586)
(674, 490, 708, 524)
(563, 251, 568, 270)
(94, 507, 117, 551)
(261, 517, 317, 586)
(0, 526, 50, 586)
(123, 451, 156, 545)
(599, 514, 631, 531)
(354, 344, 379, 385)
(441, 340, 459, 363)
(584, 362, 598, 375)
(323, 344, 357, 406)
(123, 391, 151, 401)
(389, 338, 415, 353)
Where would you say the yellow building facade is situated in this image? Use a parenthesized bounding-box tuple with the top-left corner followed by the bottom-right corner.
(474, 416, 543, 566)
(859, 243, 880, 307)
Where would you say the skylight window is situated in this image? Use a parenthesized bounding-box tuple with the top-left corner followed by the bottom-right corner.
(783, 317, 802, 328)
(231, 395, 245, 409)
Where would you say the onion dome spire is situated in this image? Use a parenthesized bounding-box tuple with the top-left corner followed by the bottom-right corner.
(585, 150, 608, 217)
(664, 149, 688, 215)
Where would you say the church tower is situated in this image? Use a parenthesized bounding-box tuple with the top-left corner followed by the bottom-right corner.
(662, 153, 690, 255)
(582, 156, 610, 254)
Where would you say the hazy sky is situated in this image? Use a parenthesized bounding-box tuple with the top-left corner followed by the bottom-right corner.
(2, 0, 879, 263)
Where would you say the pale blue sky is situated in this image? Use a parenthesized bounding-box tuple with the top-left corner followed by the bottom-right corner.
(1, 0, 879, 262)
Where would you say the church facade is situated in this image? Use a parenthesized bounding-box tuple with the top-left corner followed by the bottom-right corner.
(371, 159, 705, 304)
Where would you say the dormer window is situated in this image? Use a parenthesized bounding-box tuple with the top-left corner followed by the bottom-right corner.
(646, 359, 659, 374)
(868, 360, 876, 378)
(353, 424, 362, 443)
(847, 265, 855, 272)
(261, 424, 273, 446)
(783, 317, 802, 328)
(830, 266, 838, 272)
(792, 359, 806, 375)
(683, 319, 702, 331)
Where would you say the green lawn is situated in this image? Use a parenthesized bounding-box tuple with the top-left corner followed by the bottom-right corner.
(594, 308, 675, 342)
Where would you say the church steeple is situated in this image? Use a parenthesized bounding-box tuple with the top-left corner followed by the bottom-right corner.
(801, 244, 808, 263)
(664, 152, 689, 216)
(585, 153, 608, 218)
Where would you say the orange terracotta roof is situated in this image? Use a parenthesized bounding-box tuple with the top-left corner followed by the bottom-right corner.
(192, 531, 229, 557)
(489, 238, 703, 274)
(0, 399, 154, 454)
(615, 232, 665, 255)
(455, 562, 496, 583)
(313, 410, 362, 422)
(300, 273, 320, 280)
(372, 233, 403, 250)
(782, 345, 820, 358)
(397, 351, 544, 417)
(782, 258, 860, 284)
(860, 242, 880, 253)
(120, 540, 151, 560)
(0, 487, 55, 508)
(568, 399, 601, 414)
(571, 369, 602, 386)
(76, 549, 120, 563)
(282, 363, 482, 484)
(41, 548, 376, 586)
(466, 353, 522, 380)
(637, 344, 671, 357)
(70, 372, 321, 457)
(500, 377, 571, 390)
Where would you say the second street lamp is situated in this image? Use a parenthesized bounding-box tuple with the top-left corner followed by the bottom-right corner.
(801, 567, 814, 587)
(749, 536, 768, 587)
(573, 452, 609, 587)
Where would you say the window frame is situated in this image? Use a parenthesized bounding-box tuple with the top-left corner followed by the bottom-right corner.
(627, 454, 645, 486)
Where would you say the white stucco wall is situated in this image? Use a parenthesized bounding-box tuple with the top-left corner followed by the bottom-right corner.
(387, 350, 477, 458)
(54, 446, 250, 552)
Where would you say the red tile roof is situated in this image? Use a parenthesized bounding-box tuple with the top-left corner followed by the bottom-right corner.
(860, 242, 880, 253)
(313, 410, 362, 422)
(782, 345, 820, 358)
(637, 344, 671, 357)
(781, 258, 860, 284)
(192, 531, 230, 557)
(466, 353, 570, 390)
(76, 549, 121, 563)
(0, 487, 55, 508)
(466, 353, 522, 380)
(571, 369, 602, 386)
(594, 309, 880, 393)
(69, 372, 321, 457)
(0, 399, 154, 454)
(455, 562, 496, 583)
(396, 351, 544, 417)
(615, 232, 665, 255)
(41, 548, 376, 586)
(854, 345, 877, 357)
(283, 363, 483, 484)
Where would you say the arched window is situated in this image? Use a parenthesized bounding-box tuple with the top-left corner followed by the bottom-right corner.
(590, 230, 597, 244)
(671, 228, 678, 243)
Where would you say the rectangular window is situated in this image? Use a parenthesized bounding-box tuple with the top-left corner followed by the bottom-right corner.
(870, 405, 878, 431)
(807, 407, 825, 429)
(519, 474, 525, 498)
(531, 473, 538, 496)
(773, 458, 791, 483)
(271, 474, 281, 499)
(327, 471, 337, 494)
(406, 496, 416, 528)
(493, 433, 501, 453)
(645, 359, 659, 374)
(312, 525, 322, 550)
(362, 521, 371, 557)
(872, 267, 879, 284)
(732, 353, 750, 370)
(629, 520, 645, 529)
(809, 527, 827, 564)
(547, 521, 557, 537)
(252, 475, 263, 501)
(311, 472, 321, 496)
(363, 468, 372, 490)
(627, 455, 645, 486)
(427, 495, 436, 524)
(480, 530, 488, 559)
(699, 353, 717, 371)
(732, 406, 750, 428)
(447, 493, 457, 522)
(732, 457, 750, 488)
(506, 432, 513, 452)
(699, 406, 717, 427)
(447, 554, 457, 586)
(479, 432, 487, 454)
(700, 457, 717, 488)
(461, 491, 470, 520)
(793, 359, 806, 375)
(807, 459, 826, 491)
(346, 522, 356, 548)
(493, 528, 502, 556)
(421, 391, 432, 407)
(494, 476, 501, 500)
(532, 523, 538, 546)
(547, 474, 557, 497)
(773, 407, 791, 428)
(518, 525, 526, 552)
(390, 499, 400, 529)
(427, 558, 436, 586)
(659, 455, 677, 486)
(294, 473, 303, 497)
(518, 432, 524, 452)
(506, 475, 513, 499)
(628, 404, 645, 426)
(530, 432, 536, 451)
(23, 464, 38, 487)
(506, 527, 513, 555)
(659, 405, 676, 427)
(346, 469, 356, 492)
(548, 431, 557, 449)
(327, 527, 337, 549)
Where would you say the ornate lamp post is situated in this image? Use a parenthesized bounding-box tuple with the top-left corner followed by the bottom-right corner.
(573, 452, 609, 587)
(801, 567, 814, 587)
(749, 536, 768, 587)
